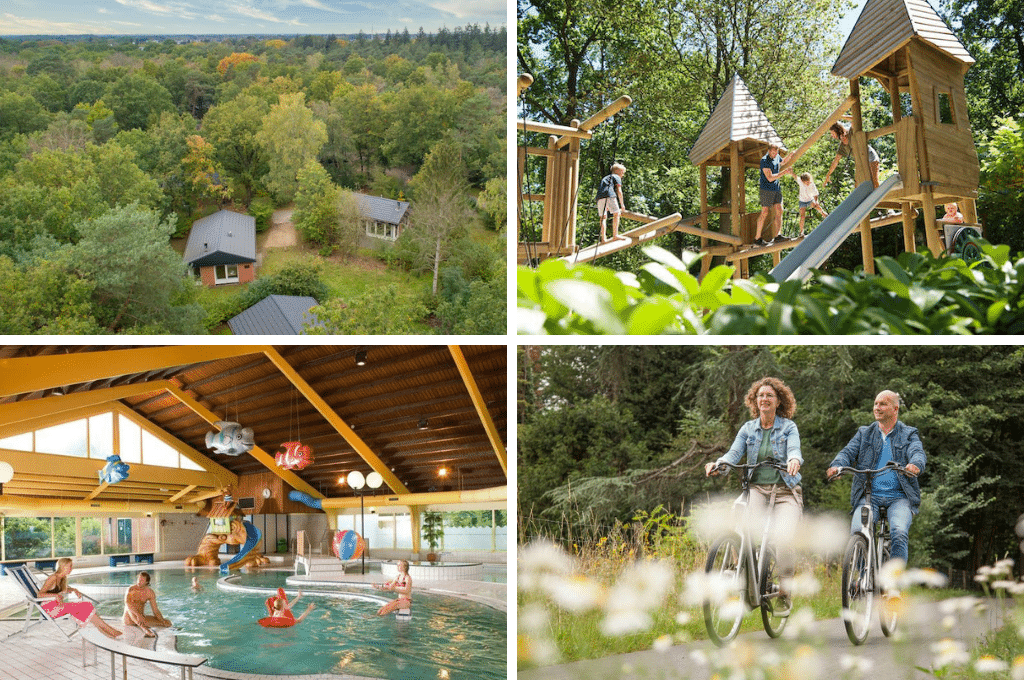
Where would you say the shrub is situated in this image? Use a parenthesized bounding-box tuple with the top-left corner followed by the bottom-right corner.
(518, 242, 1024, 334)
(249, 196, 274, 232)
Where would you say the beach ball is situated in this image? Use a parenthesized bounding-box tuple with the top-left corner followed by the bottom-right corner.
(331, 530, 365, 560)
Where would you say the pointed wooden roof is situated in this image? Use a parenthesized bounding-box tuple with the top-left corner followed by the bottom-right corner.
(688, 75, 785, 166)
(832, 0, 974, 79)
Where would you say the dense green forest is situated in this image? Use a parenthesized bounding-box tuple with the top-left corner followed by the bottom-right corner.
(0, 27, 506, 334)
(517, 0, 1024, 274)
(518, 345, 1024, 576)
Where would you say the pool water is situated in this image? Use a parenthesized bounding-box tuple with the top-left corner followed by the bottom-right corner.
(73, 569, 506, 679)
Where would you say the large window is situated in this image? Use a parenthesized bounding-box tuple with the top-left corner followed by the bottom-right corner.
(82, 518, 102, 556)
(363, 219, 398, 241)
(214, 264, 239, 284)
(2, 410, 205, 471)
(1, 515, 153, 559)
(343, 509, 506, 552)
(2, 517, 52, 560)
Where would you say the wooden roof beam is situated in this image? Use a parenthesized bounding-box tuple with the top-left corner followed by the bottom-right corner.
(261, 349, 409, 495)
(781, 95, 858, 172)
(0, 346, 266, 400)
(448, 346, 507, 476)
(0, 380, 176, 428)
(166, 384, 324, 500)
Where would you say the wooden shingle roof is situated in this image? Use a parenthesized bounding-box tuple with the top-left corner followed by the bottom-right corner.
(688, 75, 785, 166)
(832, 0, 974, 79)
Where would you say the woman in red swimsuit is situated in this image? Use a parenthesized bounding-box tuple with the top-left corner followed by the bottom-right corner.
(374, 560, 412, 616)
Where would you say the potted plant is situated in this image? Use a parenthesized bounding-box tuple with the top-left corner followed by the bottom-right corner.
(421, 511, 444, 563)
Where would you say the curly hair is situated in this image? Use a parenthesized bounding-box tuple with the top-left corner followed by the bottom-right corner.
(829, 121, 850, 139)
(744, 377, 797, 420)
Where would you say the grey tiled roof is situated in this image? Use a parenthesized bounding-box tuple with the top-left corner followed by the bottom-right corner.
(227, 295, 322, 335)
(357, 195, 410, 225)
(183, 210, 257, 266)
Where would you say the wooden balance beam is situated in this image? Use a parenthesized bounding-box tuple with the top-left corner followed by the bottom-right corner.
(564, 212, 682, 263)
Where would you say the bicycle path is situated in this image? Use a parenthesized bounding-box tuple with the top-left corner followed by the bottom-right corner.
(517, 599, 1005, 680)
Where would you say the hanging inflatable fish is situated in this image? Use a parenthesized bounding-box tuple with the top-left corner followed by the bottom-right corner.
(98, 455, 130, 484)
(205, 421, 255, 456)
(275, 441, 313, 470)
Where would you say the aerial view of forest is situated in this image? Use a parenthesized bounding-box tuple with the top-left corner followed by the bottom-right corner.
(0, 26, 506, 334)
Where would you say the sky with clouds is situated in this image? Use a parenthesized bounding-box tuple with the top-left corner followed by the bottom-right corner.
(1, 0, 507, 36)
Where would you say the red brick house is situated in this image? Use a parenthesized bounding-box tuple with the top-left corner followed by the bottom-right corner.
(183, 210, 257, 286)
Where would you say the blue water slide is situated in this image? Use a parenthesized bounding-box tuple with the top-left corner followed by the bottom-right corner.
(769, 174, 903, 283)
(288, 490, 323, 510)
(219, 521, 262, 575)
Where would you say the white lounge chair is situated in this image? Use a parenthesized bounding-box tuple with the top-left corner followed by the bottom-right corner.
(6, 564, 97, 640)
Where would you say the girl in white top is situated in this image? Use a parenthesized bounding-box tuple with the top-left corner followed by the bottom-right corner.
(796, 172, 828, 236)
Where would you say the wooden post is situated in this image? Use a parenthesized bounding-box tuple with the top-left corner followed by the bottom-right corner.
(921, 191, 943, 254)
(567, 119, 581, 251)
(851, 79, 875, 274)
(730, 143, 744, 279)
(542, 135, 557, 251)
(699, 164, 711, 279)
(901, 201, 916, 253)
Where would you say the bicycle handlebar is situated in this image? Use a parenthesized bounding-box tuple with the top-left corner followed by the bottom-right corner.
(827, 460, 916, 481)
(711, 460, 786, 475)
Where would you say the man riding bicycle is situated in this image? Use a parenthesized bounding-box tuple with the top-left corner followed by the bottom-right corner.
(827, 390, 927, 574)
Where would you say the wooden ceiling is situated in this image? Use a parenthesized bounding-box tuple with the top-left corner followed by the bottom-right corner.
(0, 345, 507, 513)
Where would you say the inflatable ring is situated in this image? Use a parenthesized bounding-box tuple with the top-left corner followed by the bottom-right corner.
(331, 530, 365, 560)
(259, 588, 296, 628)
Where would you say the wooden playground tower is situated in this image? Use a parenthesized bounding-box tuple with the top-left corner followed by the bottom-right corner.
(518, 0, 982, 276)
(778, 0, 982, 273)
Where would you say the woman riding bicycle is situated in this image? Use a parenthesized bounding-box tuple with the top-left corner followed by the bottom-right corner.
(705, 377, 804, 615)
(827, 390, 926, 572)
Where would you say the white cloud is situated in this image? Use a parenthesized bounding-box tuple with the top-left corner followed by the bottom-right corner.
(427, 0, 502, 20)
(0, 13, 105, 34)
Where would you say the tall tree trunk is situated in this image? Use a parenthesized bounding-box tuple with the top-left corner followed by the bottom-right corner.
(432, 235, 442, 295)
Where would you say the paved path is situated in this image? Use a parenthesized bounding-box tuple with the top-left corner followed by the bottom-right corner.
(518, 599, 1005, 680)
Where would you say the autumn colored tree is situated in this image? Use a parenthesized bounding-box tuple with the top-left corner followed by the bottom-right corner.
(217, 52, 260, 77)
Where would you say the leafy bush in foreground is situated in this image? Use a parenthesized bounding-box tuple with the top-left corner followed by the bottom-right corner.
(517, 242, 1024, 334)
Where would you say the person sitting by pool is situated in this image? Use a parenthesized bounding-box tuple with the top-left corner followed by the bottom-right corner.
(123, 571, 172, 637)
(374, 560, 412, 616)
(38, 557, 122, 639)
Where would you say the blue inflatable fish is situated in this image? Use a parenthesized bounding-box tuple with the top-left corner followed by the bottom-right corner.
(98, 455, 129, 484)
(205, 421, 255, 456)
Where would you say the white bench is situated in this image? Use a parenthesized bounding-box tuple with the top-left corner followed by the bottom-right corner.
(80, 627, 207, 680)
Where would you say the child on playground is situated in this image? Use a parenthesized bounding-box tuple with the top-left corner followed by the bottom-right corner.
(796, 172, 828, 236)
(596, 163, 626, 243)
(942, 202, 964, 223)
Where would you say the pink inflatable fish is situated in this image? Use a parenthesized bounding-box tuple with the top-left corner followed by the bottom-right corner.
(276, 441, 313, 470)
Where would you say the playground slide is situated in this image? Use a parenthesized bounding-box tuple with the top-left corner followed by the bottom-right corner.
(219, 520, 262, 574)
(769, 173, 903, 282)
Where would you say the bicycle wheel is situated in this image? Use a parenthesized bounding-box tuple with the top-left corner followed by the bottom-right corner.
(841, 534, 873, 645)
(703, 535, 745, 646)
(879, 537, 898, 637)
(759, 545, 788, 638)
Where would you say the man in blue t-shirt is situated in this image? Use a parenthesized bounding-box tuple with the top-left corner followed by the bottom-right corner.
(827, 390, 926, 569)
(754, 143, 794, 247)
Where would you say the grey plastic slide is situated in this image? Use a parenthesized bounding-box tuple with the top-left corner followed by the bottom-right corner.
(769, 173, 903, 282)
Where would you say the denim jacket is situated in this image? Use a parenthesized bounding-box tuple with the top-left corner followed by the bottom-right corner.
(717, 416, 802, 488)
(828, 420, 927, 515)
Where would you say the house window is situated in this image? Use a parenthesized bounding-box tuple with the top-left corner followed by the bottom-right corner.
(214, 264, 239, 284)
(365, 219, 399, 241)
